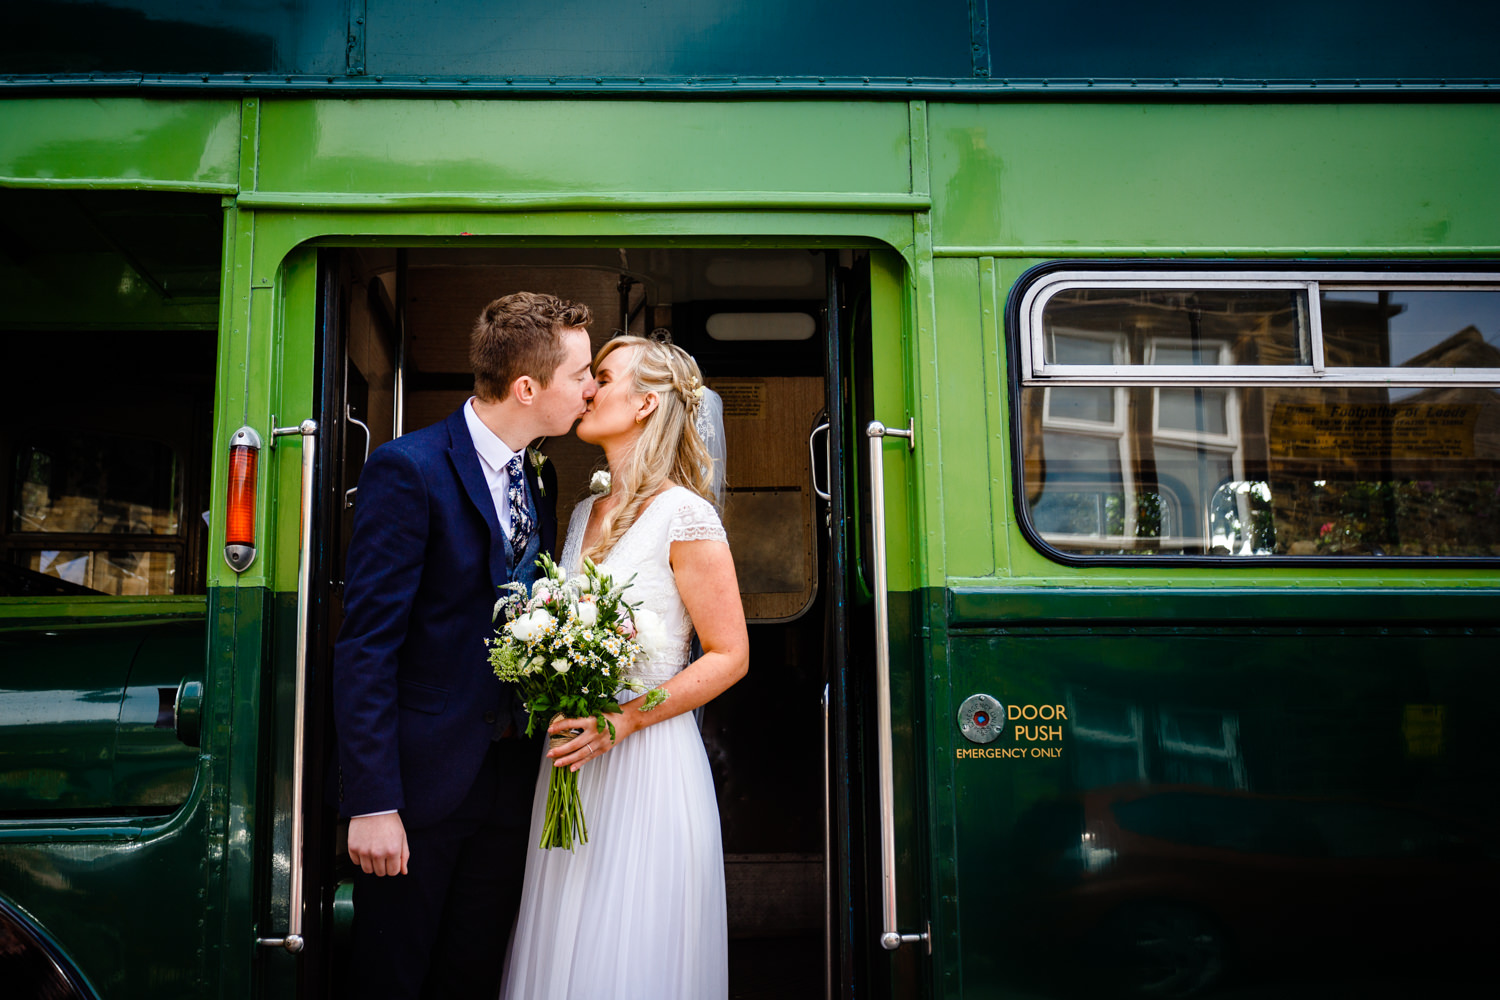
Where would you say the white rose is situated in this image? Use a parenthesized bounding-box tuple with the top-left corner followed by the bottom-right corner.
(590, 470, 612, 494)
(632, 607, 670, 658)
(569, 574, 592, 594)
(510, 609, 554, 643)
(551, 658, 570, 674)
(576, 601, 599, 626)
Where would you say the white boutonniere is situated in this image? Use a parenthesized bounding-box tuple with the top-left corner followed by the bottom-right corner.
(527, 447, 549, 496)
(589, 470, 611, 495)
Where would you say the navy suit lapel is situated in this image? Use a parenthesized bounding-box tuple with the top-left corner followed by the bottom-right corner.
(443, 408, 510, 590)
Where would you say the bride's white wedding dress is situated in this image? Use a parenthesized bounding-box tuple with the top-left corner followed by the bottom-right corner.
(500, 487, 730, 1000)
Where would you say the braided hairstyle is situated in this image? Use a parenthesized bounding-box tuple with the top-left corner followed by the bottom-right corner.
(583, 335, 716, 563)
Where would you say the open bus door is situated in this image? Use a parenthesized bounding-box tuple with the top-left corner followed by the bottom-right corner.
(282, 245, 924, 999)
(836, 248, 931, 999)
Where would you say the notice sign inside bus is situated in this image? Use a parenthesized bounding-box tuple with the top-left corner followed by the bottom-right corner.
(1269, 402, 1479, 460)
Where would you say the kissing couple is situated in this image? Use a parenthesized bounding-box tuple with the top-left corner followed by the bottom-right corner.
(333, 292, 748, 998)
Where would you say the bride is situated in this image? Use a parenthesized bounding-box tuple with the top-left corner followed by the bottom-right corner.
(500, 335, 749, 1000)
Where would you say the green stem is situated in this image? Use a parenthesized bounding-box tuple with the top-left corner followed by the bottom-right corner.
(539, 765, 588, 851)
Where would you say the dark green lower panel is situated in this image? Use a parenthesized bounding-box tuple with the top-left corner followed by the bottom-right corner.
(939, 606, 1500, 999)
(0, 606, 215, 998)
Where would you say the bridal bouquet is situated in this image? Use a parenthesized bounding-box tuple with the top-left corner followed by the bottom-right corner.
(487, 553, 653, 850)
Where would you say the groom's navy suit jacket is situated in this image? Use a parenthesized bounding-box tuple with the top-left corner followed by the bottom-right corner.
(333, 406, 556, 829)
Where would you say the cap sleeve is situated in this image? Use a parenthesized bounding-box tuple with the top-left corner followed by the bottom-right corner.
(667, 493, 727, 544)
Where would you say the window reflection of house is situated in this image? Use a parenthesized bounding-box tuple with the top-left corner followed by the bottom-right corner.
(1023, 276, 1500, 559)
(1149, 340, 1243, 550)
(1068, 688, 1248, 792)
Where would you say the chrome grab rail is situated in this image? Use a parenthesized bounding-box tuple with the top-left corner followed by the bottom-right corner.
(808, 421, 831, 501)
(865, 419, 928, 953)
(822, 682, 833, 1000)
(344, 404, 370, 508)
(257, 418, 317, 955)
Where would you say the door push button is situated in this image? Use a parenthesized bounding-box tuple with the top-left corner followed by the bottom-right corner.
(958, 693, 1004, 744)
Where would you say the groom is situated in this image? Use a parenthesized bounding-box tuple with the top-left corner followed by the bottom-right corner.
(333, 292, 596, 998)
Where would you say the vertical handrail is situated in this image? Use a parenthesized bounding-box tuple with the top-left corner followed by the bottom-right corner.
(865, 418, 928, 953)
(257, 418, 317, 954)
(822, 682, 833, 1000)
(394, 249, 407, 438)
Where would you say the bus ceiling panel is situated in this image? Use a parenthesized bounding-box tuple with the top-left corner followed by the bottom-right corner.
(4, 1, 1494, 90)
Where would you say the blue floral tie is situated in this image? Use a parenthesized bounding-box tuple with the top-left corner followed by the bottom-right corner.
(505, 453, 534, 565)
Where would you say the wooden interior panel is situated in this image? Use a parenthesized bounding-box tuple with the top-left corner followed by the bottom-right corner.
(710, 376, 824, 620)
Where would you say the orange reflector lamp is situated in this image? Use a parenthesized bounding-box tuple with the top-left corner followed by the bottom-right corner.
(225, 426, 262, 572)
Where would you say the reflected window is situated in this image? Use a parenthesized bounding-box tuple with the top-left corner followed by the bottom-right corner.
(1322, 289, 1500, 369)
(1158, 707, 1247, 789)
(1068, 691, 1147, 788)
(1036, 286, 1310, 369)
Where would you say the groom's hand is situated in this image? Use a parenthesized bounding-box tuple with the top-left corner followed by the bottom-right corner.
(348, 813, 410, 876)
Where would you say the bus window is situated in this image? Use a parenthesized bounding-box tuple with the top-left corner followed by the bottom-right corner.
(0, 331, 215, 595)
(1016, 270, 1500, 559)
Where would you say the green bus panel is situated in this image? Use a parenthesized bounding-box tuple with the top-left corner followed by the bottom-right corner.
(250, 99, 916, 203)
(0, 99, 239, 191)
(926, 103, 1500, 255)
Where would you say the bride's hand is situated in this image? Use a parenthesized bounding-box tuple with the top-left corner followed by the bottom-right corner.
(546, 710, 636, 771)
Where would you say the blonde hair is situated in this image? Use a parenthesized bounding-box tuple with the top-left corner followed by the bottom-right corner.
(583, 336, 716, 563)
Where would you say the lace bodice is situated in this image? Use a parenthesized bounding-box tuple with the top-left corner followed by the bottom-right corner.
(560, 487, 728, 689)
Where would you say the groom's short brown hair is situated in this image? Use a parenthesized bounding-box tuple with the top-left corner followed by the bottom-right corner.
(471, 292, 593, 401)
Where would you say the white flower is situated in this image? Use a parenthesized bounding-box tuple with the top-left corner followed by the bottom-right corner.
(551, 658, 570, 674)
(510, 609, 554, 643)
(590, 470, 611, 494)
(570, 574, 592, 594)
(576, 601, 599, 626)
(632, 607, 670, 658)
(527, 447, 549, 496)
(531, 579, 553, 602)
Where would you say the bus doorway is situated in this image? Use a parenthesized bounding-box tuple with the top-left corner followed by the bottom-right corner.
(303, 246, 873, 999)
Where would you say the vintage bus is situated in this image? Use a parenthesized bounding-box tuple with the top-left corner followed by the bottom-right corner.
(2, 2, 1498, 997)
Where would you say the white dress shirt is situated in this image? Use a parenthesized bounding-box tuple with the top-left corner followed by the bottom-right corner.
(462, 395, 524, 538)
